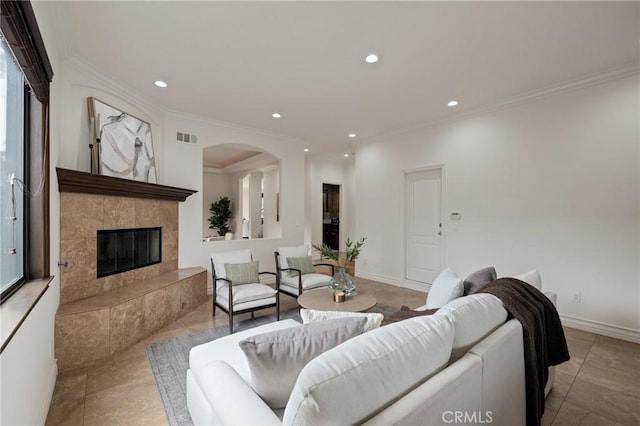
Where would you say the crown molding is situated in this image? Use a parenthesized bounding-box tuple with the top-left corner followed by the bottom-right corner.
(166, 110, 308, 146)
(64, 55, 167, 124)
(363, 64, 640, 146)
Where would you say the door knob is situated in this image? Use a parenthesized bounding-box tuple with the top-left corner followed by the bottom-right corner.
(438, 231, 442, 236)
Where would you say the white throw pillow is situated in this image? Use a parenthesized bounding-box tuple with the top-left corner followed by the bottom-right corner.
(239, 317, 366, 409)
(283, 315, 454, 425)
(425, 267, 464, 309)
(300, 308, 384, 333)
(514, 269, 542, 290)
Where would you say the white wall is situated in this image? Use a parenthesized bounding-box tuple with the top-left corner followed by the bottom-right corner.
(355, 74, 640, 338)
(202, 170, 230, 237)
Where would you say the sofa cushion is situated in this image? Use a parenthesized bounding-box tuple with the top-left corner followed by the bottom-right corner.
(434, 294, 508, 362)
(463, 266, 497, 295)
(224, 261, 260, 285)
(239, 317, 367, 409)
(300, 308, 383, 333)
(283, 315, 454, 425)
(286, 256, 315, 275)
(425, 268, 464, 309)
(514, 269, 542, 291)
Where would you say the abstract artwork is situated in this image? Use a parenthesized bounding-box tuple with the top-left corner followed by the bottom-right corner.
(88, 97, 157, 183)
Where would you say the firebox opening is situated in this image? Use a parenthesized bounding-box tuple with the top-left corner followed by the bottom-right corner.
(97, 227, 162, 278)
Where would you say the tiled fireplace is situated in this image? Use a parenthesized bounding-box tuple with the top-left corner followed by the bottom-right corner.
(55, 169, 206, 371)
(59, 192, 179, 304)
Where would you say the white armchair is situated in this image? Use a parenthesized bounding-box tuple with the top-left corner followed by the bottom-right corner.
(274, 245, 335, 298)
(211, 249, 279, 333)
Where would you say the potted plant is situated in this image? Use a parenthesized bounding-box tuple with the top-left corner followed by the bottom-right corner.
(208, 196, 232, 236)
(312, 237, 366, 296)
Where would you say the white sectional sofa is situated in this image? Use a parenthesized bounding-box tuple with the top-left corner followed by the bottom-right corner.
(186, 287, 559, 426)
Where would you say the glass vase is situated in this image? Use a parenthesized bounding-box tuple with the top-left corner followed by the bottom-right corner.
(328, 267, 356, 296)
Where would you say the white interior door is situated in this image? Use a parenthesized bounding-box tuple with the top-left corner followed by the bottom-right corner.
(405, 168, 443, 287)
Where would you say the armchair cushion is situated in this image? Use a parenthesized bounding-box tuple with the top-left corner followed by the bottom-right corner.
(211, 249, 252, 279)
(280, 274, 330, 292)
(286, 256, 314, 275)
(239, 317, 367, 408)
(224, 261, 260, 286)
(278, 245, 309, 270)
(217, 283, 276, 304)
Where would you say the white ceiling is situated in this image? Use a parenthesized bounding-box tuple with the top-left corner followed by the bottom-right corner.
(41, 1, 639, 153)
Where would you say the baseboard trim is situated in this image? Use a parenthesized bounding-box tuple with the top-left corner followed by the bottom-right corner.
(560, 314, 640, 344)
(358, 271, 402, 287)
(358, 272, 428, 293)
(37, 360, 58, 425)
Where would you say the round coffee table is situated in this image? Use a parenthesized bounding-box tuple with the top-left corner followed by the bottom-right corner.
(297, 289, 377, 313)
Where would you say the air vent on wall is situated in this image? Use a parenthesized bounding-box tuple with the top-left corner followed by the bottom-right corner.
(177, 132, 198, 144)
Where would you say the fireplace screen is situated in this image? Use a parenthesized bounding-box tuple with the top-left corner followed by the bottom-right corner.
(97, 227, 161, 278)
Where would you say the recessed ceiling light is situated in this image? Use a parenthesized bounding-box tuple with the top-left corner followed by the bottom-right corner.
(365, 53, 379, 64)
(154, 81, 167, 88)
(344, 154, 350, 158)
(272, 112, 281, 119)
(304, 148, 309, 152)
(448, 100, 459, 107)
(348, 133, 356, 138)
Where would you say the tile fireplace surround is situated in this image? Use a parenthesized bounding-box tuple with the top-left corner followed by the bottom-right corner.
(55, 169, 205, 371)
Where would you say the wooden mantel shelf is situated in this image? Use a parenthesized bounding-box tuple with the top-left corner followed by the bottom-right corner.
(56, 168, 197, 202)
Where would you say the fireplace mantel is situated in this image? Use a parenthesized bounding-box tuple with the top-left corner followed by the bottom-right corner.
(56, 168, 196, 202)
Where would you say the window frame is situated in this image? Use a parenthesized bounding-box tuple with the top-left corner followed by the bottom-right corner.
(0, 0, 53, 304)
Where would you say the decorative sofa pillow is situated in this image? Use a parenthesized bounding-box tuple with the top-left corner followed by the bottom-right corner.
(381, 305, 438, 326)
(463, 266, 497, 295)
(224, 261, 260, 285)
(286, 256, 315, 275)
(300, 308, 383, 332)
(513, 269, 542, 290)
(239, 316, 366, 409)
(425, 267, 464, 309)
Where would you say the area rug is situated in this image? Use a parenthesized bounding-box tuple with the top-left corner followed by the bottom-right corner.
(146, 304, 397, 426)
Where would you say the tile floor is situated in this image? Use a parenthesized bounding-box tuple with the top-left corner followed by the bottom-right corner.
(46, 278, 640, 425)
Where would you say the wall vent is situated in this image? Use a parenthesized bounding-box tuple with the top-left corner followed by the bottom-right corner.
(177, 132, 198, 144)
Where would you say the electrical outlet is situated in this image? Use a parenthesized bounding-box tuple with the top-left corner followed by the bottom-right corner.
(570, 292, 581, 303)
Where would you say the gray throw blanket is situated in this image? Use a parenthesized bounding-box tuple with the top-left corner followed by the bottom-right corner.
(476, 278, 570, 426)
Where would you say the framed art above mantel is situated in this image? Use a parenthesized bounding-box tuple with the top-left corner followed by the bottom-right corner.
(88, 97, 157, 183)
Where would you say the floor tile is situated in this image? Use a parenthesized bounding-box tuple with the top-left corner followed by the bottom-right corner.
(564, 377, 640, 424)
(45, 368, 87, 426)
(552, 401, 624, 426)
